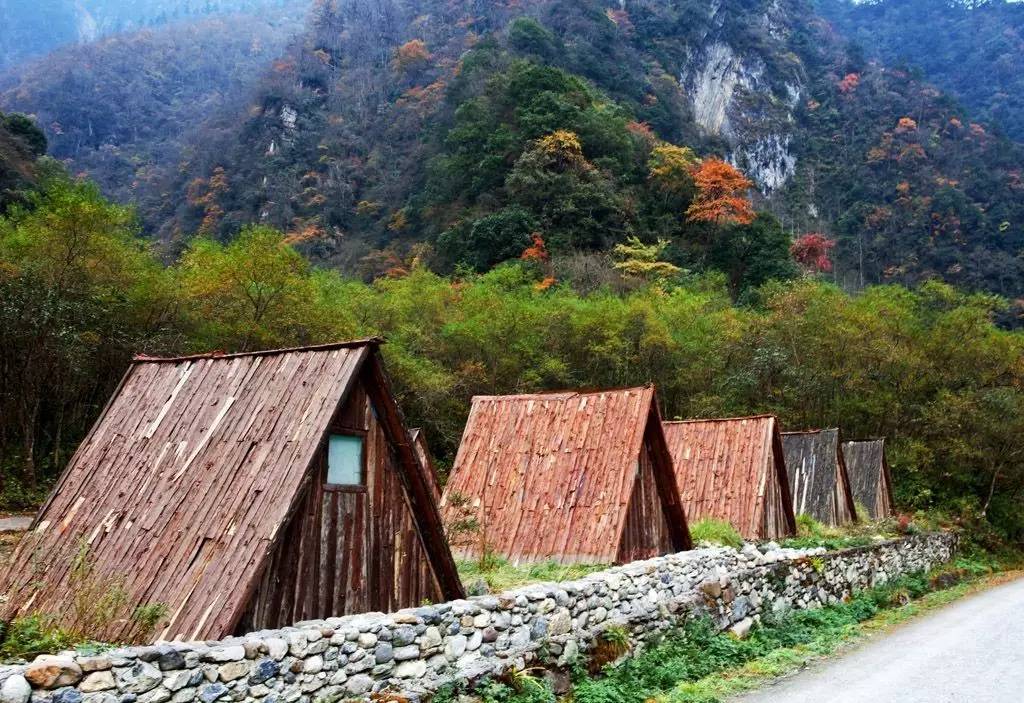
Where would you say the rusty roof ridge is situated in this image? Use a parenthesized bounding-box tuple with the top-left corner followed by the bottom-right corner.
(663, 414, 777, 425)
(132, 338, 385, 363)
(471, 383, 655, 402)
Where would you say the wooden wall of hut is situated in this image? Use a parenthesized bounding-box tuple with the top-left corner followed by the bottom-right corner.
(617, 436, 675, 563)
(239, 381, 445, 632)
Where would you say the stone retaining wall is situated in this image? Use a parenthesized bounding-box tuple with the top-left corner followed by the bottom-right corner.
(0, 533, 957, 703)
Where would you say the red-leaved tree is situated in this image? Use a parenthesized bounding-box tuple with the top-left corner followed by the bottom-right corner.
(790, 233, 836, 273)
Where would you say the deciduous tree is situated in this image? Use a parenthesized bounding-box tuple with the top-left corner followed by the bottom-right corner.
(685, 158, 755, 226)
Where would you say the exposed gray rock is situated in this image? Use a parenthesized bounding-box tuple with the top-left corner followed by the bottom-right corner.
(156, 651, 185, 673)
(393, 661, 426, 679)
(78, 673, 115, 694)
(77, 660, 111, 675)
(202, 650, 244, 666)
(390, 627, 416, 648)
(197, 684, 227, 703)
(0, 675, 31, 703)
(115, 664, 162, 695)
(343, 676, 371, 697)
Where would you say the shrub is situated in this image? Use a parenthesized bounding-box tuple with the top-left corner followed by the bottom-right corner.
(0, 615, 76, 660)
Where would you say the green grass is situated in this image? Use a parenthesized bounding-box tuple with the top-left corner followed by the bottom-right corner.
(455, 559, 1017, 703)
(777, 514, 895, 551)
(0, 615, 77, 661)
(457, 557, 610, 592)
(689, 519, 743, 549)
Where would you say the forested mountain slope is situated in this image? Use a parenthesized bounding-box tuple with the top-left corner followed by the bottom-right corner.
(0, 0, 306, 69)
(141, 0, 1024, 298)
(0, 111, 47, 210)
(817, 0, 1024, 142)
(0, 14, 305, 209)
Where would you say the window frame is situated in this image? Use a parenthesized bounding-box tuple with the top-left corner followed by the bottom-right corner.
(324, 429, 368, 493)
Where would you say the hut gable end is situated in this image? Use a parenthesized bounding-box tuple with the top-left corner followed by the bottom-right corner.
(662, 416, 796, 540)
(782, 428, 858, 527)
(842, 439, 895, 520)
(441, 386, 691, 565)
(0, 341, 462, 644)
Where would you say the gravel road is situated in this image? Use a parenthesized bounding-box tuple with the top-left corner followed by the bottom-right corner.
(732, 575, 1024, 703)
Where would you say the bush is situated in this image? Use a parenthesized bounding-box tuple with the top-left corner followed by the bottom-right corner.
(780, 515, 877, 550)
(689, 519, 744, 549)
(0, 615, 76, 660)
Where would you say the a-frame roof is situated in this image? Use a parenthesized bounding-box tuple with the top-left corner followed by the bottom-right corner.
(662, 415, 796, 539)
(842, 439, 896, 520)
(782, 428, 858, 526)
(0, 340, 462, 642)
(409, 428, 441, 500)
(441, 386, 690, 564)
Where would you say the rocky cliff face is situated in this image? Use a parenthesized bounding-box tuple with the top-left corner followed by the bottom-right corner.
(678, 0, 803, 192)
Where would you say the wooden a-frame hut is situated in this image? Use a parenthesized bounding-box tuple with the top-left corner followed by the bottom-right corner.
(781, 428, 858, 526)
(440, 386, 692, 565)
(0, 340, 464, 643)
(662, 415, 796, 540)
(842, 439, 896, 520)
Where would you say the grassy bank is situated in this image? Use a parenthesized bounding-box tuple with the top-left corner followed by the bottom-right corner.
(457, 558, 610, 592)
(441, 553, 1018, 703)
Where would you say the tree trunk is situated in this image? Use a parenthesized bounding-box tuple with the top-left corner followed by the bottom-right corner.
(981, 467, 999, 517)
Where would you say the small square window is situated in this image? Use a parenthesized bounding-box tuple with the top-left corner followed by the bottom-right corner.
(327, 434, 364, 486)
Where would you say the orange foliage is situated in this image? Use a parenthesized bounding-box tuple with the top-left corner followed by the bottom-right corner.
(896, 181, 911, 195)
(200, 205, 223, 235)
(521, 234, 549, 262)
(393, 39, 431, 72)
(396, 81, 446, 115)
(359, 248, 407, 280)
(626, 120, 656, 143)
(685, 158, 755, 226)
(605, 9, 634, 33)
(838, 72, 860, 94)
(866, 146, 888, 163)
(283, 223, 326, 245)
(534, 276, 557, 291)
(866, 206, 891, 228)
(898, 143, 926, 161)
(187, 166, 229, 234)
(896, 116, 918, 132)
(272, 58, 296, 74)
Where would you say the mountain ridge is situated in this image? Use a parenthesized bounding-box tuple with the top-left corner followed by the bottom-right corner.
(4, 0, 1024, 298)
